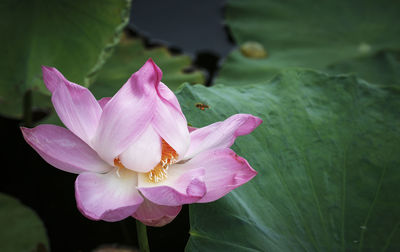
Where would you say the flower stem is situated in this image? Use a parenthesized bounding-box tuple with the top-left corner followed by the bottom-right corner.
(136, 220, 150, 252)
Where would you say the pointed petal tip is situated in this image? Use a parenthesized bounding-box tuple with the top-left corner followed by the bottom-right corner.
(231, 149, 257, 167)
(233, 113, 263, 136)
(41, 65, 62, 93)
(20, 126, 29, 132)
(21, 124, 40, 140)
(144, 58, 162, 83)
(146, 57, 155, 64)
(242, 113, 263, 126)
(185, 113, 262, 159)
(41, 65, 53, 72)
(145, 57, 156, 68)
(20, 126, 35, 144)
(254, 115, 263, 126)
(124, 58, 163, 90)
(231, 153, 258, 182)
(20, 126, 31, 141)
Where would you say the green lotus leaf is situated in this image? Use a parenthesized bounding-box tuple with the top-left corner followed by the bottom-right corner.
(0, 0, 130, 118)
(217, 0, 400, 86)
(180, 69, 400, 251)
(0, 193, 49, 252)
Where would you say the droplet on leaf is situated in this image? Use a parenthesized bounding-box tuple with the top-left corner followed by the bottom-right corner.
(240, 41, 267, 59)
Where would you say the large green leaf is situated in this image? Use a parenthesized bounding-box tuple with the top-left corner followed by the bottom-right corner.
(217, 0, 400, 86)
(90, 36, 205, 99)
(179, 70, 400, 251)
(0, 0, 130, 118)
(0, 193, 49, 252)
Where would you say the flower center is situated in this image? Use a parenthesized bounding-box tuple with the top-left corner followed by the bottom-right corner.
(113, 157, 134, 178)
(147, 139, 178, 183)
(113, 140, 178, 183)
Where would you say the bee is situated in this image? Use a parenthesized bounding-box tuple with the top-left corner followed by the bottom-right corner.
(195, 103, 210, 111)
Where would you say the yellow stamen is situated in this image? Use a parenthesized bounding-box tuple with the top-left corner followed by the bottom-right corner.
(113, 157, 128, 178)
(147, 139, 178, 183)
(114, 157, 125, 169)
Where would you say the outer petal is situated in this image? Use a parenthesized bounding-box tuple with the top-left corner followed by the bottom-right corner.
(187, 148, 257, 203)
(75, 169, 143, 222)
(188, 126, 197, 133)
(119, 125, 162, 173)
(184, 114, 262, 159)
(21, 125, 111, 174)
(152, 82, 190, 159)
(42, 66, 102, 145)
(157, 82, 183, 113)
(98, 97, 111, 109)
(138, 167, 206, 206)
(132, 198, 181, 227)
(92, 59, 160, 164)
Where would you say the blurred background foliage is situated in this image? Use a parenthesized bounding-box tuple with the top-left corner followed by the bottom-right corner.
(89, 35, 205, 99)
(218, 0, 400, 87)
(0, 0, 399, 251)
(0, 0, 130, 118)
(0, 193, 49, 251)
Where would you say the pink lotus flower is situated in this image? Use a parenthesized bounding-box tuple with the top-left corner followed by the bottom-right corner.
(21, 59, 262, 226)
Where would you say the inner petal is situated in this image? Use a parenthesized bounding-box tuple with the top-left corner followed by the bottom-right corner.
(147, 139, 178, 183)
(114, 158, 137, 179)
(119, 125, 162, 173)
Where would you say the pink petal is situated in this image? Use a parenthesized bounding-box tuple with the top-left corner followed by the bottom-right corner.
(42, 66, 102, 145)
(152, 83, 190, 159)
(98, 97, 111, 109)
(138, 167, 206, 206)
(92, 59, 161, 165)
(119, 125, 162, 173)
(132, 198, 181, 227)
(75, 169, 143, 222)
(188, 126, 197, 133)
(184, 114, 262, 159)
(21, 125, 111, 174)
(157, 82, 183, 113)
(187, 148, 257, 203)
